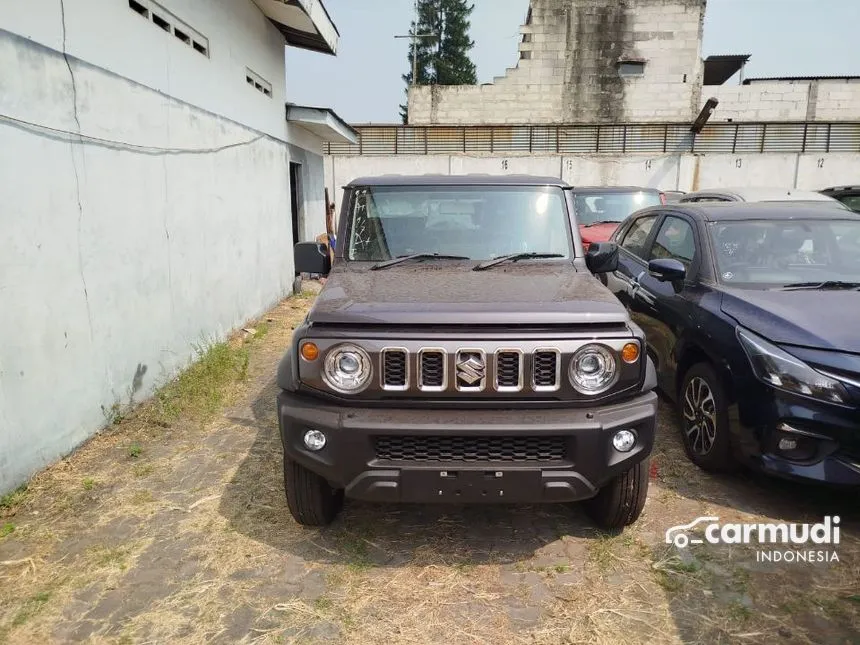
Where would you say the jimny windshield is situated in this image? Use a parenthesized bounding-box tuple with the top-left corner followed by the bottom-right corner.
(344, 186, 572, 262)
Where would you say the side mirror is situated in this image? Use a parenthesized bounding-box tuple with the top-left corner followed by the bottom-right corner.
(585, 241, 619, 274)
(295, 242, 331, 276)
(649, 258, 686, 282)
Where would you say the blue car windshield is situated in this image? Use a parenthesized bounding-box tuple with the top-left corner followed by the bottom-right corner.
(709, 218, 860, 287)
(344, 186, 572, 262)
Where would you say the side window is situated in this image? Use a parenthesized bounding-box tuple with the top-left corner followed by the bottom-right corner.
(650, 216, 696, 268)
(620, 215, 658, 259)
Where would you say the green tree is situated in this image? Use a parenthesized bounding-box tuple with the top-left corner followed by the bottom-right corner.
(400, 0, 478, 123)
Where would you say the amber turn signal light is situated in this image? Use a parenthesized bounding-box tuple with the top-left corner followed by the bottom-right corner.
(621, 343, 640, 364)
(300, 342, 319, 361)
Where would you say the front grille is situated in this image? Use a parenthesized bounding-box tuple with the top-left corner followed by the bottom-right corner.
(382, 349, 407, 388)
(496, 351, 521, 389)
(419, 350, 446, 389)
(375, 436, 567, 462)
(533, 351, 559, 389)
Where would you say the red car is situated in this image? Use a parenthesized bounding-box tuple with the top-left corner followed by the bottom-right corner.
(571, 187, 665, 250)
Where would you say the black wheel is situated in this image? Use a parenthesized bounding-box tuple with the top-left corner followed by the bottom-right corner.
(284, 457, 343, 526)
(679, 362, 735, 471)
(584, 458, 650, 531)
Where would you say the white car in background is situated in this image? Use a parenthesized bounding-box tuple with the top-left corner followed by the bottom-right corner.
(679, 187, 850, 207)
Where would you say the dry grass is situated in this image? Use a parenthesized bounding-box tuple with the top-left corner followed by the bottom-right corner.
(1, 286, 858, 644)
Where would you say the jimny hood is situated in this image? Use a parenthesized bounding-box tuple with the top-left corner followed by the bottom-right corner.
(306, 262, 630, 327)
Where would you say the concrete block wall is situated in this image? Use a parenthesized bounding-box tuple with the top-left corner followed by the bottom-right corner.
(619, 1, 704, 122)
(710, 82, 811, 121)
(408, 0, 706, 126)
(408, 1, 569, 125)
(710, 80, 860, 122)
(812, 80, 860, 121)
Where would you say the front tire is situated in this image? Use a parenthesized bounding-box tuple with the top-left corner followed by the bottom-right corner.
(284, 457, 344, 526)
(584, 458, 650, 531)
(679, 362, 735, 471)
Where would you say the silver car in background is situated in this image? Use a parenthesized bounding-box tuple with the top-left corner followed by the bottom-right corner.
(679, 187, 849, 207)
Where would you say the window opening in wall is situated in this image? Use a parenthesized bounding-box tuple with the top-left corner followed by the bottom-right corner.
(246, 68, 273, 98)
(129, 0, 149, 18)
(618, 61, 646, 77)
(152, 12, 170, 31)
(129, 0, 210, 58)
(174, 27, 190, 45)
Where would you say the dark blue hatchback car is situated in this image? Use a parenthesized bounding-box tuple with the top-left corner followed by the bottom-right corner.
(604, 202, 860, 485)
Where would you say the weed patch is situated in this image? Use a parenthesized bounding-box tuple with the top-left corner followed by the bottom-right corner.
(101, 402, 125, 426)
(151, 342, 250, 423)
(11, 591, 52, 627)
(132, 463, 154, 478)
(0, 483, 28, 515)
(1, 522, 14, 537)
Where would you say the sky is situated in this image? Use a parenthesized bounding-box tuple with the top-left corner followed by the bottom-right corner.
(285, 0, 860, 124)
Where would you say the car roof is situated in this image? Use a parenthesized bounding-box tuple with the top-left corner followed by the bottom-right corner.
(568, 186, 661, 194)
(683, 187, 839, 202)
(651, 202, 860, 222)
(821, 185, 860, 193)
(345, 174, 570, 187)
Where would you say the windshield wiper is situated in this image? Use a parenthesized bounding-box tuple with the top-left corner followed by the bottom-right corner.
(584, 220, 623, 227)
(472, 253, 564, 272)
(370, 253, 469, 271)
(777, 281, 860, 291)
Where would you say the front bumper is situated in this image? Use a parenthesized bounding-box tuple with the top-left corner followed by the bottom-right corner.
(277, 390, 657, 504)
(731, 388, 860, 486)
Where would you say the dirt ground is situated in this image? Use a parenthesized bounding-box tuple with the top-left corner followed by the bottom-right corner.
(1, 291, 858, 645)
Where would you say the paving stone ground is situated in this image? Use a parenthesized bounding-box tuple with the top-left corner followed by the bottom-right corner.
(1, 292, 858, 644)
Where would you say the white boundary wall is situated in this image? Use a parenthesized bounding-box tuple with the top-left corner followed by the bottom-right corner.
(325, 153, 860, 214)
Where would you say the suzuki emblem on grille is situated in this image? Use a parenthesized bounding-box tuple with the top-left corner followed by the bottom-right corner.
(456, 352, 486, 389)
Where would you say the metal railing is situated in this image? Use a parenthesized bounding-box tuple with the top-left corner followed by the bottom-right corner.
(325, 122, 860, 156)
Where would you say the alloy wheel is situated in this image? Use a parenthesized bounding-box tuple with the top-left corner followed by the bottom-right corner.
(682, 376, 717, 456)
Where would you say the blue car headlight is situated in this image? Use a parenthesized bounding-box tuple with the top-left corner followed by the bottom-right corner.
(737, 328, 849, 405)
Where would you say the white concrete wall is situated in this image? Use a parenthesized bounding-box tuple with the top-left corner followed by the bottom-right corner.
(0, 7, 325, 492)
(710, 80, 860, 123)
(325, 152, 860, 201)
(0, 0, 289, 141)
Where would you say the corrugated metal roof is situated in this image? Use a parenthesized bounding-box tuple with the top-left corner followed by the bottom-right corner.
(743, 76, 860, 84)
(703, 55, 750, 85)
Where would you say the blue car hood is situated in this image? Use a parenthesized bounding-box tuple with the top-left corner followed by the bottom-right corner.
(720, 288, 860, 354)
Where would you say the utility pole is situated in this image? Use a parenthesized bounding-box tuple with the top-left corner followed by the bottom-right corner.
(395, 0, 437, 87)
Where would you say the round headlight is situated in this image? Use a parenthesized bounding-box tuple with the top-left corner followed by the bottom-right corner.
(569, 344, 618, 394)
(323, 344, 372, 394)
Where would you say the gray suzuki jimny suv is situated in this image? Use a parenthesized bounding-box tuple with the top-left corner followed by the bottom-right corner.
(278, 175, 658, 530)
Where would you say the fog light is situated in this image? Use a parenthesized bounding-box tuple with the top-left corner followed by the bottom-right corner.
(303, 429, 326, 451)
(778, 438, 798, 451)
(613, 430, 636, 452)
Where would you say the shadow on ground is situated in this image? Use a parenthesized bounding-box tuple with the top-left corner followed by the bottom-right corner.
(651, 397, 860, 526)
(220, 377, 612, 569)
